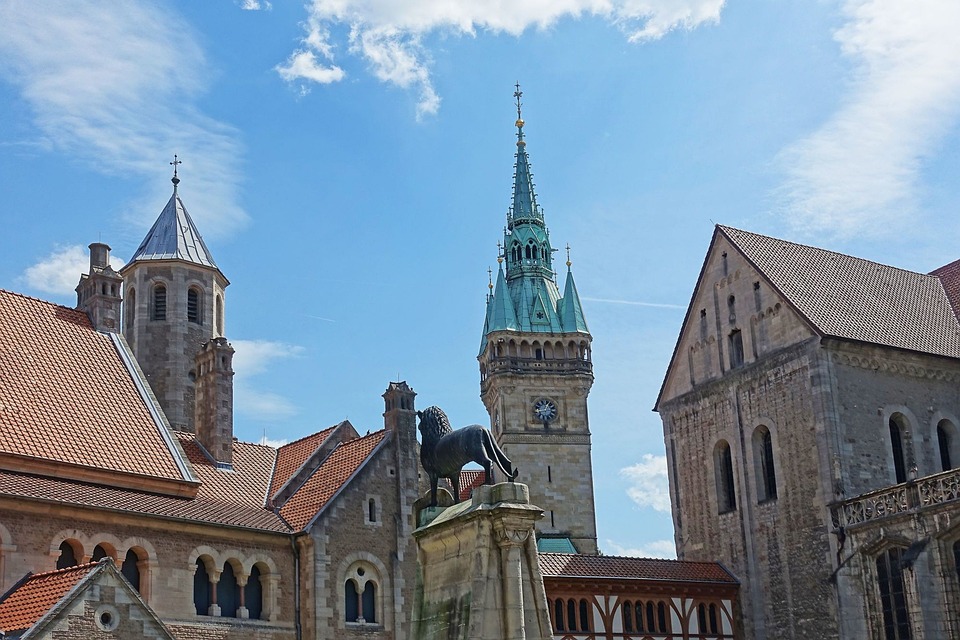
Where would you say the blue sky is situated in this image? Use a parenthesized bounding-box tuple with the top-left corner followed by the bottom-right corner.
(3, 0, 960, 559)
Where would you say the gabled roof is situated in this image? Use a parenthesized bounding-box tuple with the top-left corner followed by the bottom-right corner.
(720, 226, 960, 358)
(269, 427, 337, 497)
(0, 563, 96, 635)
(538, 552, 738, 585)
(0, 290, 196, 493)
(279, 430, 388, 530)
(126, 187, 217, 269)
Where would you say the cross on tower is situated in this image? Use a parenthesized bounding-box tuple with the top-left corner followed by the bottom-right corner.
(514, 82, 523, 120)
(170, 154, 182, 180)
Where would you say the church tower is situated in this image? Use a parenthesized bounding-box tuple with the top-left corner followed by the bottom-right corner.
(120, 159, 229, 436)
(478, 87, 597, 554)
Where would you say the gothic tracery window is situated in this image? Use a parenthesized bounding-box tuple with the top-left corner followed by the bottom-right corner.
(876, 547, 911, 640)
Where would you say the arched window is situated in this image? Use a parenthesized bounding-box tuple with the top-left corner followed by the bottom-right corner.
(715, 440, 737, 513)
(579, 599, 589, 631)
(889, 416, 908, 484)
(753, 426, 777, 502)
(728, 329, 744, 368)
(151, 284, 166, 321)
(91, 544, 108, 561)
(345, 579, 359, 622)
(876, 548, 911, 640)
(938, 420, 958, 472)
(245, 565, 263, 620)
(368, 498, 377, 523)
(657, 601, 668, 632)
(362, 582, 376, 623)
(216, 295, 224, 335)
(187, 288, 202, 324)
(697, 603, 707, 633)
(953, 539, 960, 585)
(56, 541, 79, 569)
(193, 559, 211, 615)
(708, 603, 719, 633)
(622, 600, 633, 632)
(567, 599, 577, 631)
(121, 549, 141, 593)
(727, 294, 736, 323)
(126, 288, 136, 334)
(218, 562, 239, 618)
(554, 599, 564, 631)
(646, 601, 655, 632)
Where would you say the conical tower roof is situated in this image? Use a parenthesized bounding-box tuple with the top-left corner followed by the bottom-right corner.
(127, 172, 217, 269)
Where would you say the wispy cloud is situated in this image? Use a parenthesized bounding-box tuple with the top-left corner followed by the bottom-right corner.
(620, 454, 671, 513)
(582, 297, 685, 309)
(278, 0, 725, 117)
(240, 0, 272, 10)
(778, 0, 960, 238)
(231, 339, 305, 421)
(258, 436, 289, 448)
(20, 245, 125, 298)
(0, 1, 249, 236)
(605, 538, 676, 559)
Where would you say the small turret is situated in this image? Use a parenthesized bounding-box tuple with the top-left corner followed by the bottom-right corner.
(194, 337, 235, 467)
(76, 242, 123, 333)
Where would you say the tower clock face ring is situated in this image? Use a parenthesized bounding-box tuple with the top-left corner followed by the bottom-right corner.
(533, 398, 558, 423)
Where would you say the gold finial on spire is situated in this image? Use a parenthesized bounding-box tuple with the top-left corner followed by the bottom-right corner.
(488, 267, 494, 291)
(514, 82, 524, 128)
(566, 243, 572, 268)
(497, 241, 504, 264)
(170, 154, 182, 189)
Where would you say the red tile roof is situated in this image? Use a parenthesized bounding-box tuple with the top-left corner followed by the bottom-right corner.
(0, 563, 97, 633)
(719, 227, 960, 358)
(932, 258, 960, 321)
(538, 553, 738, 584)
(458, 469, 485, 501)
(270, 427, 336, 496)
(279, 430, 388, 530)
(0, 290, 189, 483)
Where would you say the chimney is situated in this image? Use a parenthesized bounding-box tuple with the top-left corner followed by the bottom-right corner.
(76, 242, 123, 333)
(194, 337, 235, 467)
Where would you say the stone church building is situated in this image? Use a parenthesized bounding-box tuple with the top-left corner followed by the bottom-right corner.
(657, 225, 960, 639)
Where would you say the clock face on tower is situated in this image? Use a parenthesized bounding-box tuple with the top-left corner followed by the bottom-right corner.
(533, 398, 558, 424)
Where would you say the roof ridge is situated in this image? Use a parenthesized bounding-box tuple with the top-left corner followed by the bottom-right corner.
(0, 289, 89, 316)
(276, 425, 338, 451)
(719, 225, 937, 279)
(24, 561, 101, 580)
(341, 429, 387, 447)
(540, 551, 716, 565)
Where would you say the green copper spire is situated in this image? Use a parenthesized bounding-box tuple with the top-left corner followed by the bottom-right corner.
(480, 86, 589, 352)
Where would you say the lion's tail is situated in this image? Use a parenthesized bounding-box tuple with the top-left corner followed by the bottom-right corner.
(484, 435, 519, 481)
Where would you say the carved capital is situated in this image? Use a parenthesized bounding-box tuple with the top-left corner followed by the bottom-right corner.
(494, 525, 531, 548)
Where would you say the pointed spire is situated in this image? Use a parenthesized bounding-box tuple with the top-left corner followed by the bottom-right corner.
(487, 264, 519, 332)
(126, 167, 218, 269)
(510, 83, 542, 227)
(560, 263, 589, 333)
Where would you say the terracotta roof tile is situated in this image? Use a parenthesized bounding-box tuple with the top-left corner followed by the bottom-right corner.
(0, 290, 188, 482)
(720, 227, 960, 358)
(270, 427, 336, 496)
(0, 562, 97, 633)
(174, 433, 277, 515)
(458, 469, 485, 501)
(538, 553, 738, 584)
(0, 467, 289, 533)
(932, 258, 960, 321)
(279, 430, 388, 530)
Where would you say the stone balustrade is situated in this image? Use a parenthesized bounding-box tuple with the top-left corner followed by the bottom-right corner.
(830, 466, 960, 530)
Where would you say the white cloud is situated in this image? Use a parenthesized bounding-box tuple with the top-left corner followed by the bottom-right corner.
(779, 0, 960, 238)
(20, 245, 126, 297)
(258, 436, 289, 448)
(279, 0, 725, 116)
(582, 297, 685, 309)
(605, 538, 676, 559)
(620, 454, 671, 513)
(240, 0, 272, 9)
(0, 1, 249, 236)
(230, 339, 304, 421)
(231, 339, 305, 378)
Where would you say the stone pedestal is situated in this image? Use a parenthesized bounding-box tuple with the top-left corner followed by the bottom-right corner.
(412, 482, 552, 640)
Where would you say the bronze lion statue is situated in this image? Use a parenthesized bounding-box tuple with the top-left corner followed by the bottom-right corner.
(417, 406, 518, 507)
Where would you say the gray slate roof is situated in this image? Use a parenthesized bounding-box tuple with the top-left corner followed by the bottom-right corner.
(128, 189, 217, 268)
(720, 225, 960, 358)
